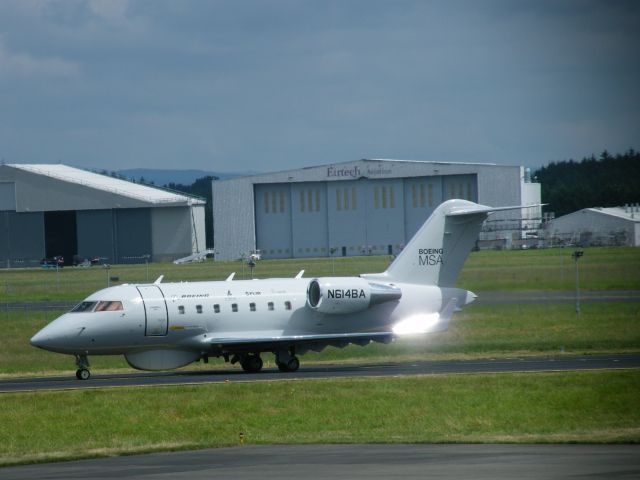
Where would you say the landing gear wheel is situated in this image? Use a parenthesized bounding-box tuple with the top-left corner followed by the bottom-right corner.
(277, 356, 300, 372)
(74, 354, 91, 380)
(240, 354, 263, 373)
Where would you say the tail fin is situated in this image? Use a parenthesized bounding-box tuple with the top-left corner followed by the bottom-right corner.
(364, 199, 529, 287)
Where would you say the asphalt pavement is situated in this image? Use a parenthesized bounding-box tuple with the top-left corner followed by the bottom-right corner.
(3, 444, 639, 480)
(1, 354, 638, 393)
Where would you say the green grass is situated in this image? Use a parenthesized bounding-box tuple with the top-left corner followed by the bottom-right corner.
(1, 370, 638, 465)
(4, 302, 639, 376)
(457, 246, 640, 291)
(1, 246, 639, 302)
(1, 248, 638, 465)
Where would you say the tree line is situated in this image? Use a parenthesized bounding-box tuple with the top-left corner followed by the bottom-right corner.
(533, 149, 640, 217)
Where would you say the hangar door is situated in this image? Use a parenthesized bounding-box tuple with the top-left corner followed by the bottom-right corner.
(137, 285, 168, 336)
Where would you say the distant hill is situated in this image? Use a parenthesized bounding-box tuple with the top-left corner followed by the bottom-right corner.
(117, 168, 255, 186)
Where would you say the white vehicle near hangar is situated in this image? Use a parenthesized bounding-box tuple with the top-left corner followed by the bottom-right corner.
(31, 200, 529, 380)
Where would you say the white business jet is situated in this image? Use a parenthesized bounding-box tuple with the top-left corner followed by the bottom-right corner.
(30, 199, 525, 380)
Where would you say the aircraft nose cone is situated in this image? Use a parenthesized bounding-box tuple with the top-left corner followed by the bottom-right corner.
(30, 329, 54, 349)
(30, 330, 48, 348)
(30, 320, 69, 351)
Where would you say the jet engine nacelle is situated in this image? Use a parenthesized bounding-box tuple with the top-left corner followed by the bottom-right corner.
(307, 277, 402, 314)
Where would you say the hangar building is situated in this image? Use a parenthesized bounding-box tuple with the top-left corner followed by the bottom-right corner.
(212, 158, 541, 260)
(545, 205, 640, 247)
(0, 164, 206, 267)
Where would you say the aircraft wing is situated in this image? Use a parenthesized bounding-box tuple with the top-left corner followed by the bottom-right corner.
(208, 331, 394, 353)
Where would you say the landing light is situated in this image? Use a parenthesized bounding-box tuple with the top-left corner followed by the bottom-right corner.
(392, 313, 441, 335)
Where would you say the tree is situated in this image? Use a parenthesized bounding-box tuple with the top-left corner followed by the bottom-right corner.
(534, 149, 640, 216)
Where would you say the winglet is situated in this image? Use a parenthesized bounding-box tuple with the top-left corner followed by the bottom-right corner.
(295, 270, 305, 279)
(225, 272, 236, 281)
(153, 275, 164, 285)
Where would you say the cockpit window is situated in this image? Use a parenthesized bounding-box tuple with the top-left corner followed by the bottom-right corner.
(71, 301, 97, 313)
(95, 301, 124, 312)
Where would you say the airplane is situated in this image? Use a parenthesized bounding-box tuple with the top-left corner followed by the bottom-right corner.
(30, 199, 530, 380)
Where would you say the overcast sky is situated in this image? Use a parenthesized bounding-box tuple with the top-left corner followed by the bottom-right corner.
(0, 0, 638, 173)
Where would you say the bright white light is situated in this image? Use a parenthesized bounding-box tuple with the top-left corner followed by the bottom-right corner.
(392, 313, 441, 336)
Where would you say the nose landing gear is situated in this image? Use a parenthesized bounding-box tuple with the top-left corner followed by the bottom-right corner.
(75, 354, 91, 380)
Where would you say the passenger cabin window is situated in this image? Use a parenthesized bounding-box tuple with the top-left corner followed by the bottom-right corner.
(285, 301, 292, 310)
(268, 302, 274, 311)
(214, 304, 220, 313)
(196, 305, 203, 314)
(232, 303, 238, 312)
(95, 301, 123, 312)
(178, 306, 185, 314)
(250, 302, 256, 312)
(71, 301, 97, 313)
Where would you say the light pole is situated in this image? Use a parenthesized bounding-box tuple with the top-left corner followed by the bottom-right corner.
(104, 264, 111, 287)
(330, 247, 337, 275)
(144, 254, 151, 282)
(572, 250, 584, 315)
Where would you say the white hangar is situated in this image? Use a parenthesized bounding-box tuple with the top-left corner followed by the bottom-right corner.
(212, 158, 541, 260)
(0, 164, 206, 267)
(545, 205, 640, 247)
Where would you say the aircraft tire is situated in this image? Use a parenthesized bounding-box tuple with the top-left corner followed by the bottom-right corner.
(241, 354, 263, 373)
(287, 356, 300, 372)
(277, 356, 300, 372)
(76, 368, 91, 380)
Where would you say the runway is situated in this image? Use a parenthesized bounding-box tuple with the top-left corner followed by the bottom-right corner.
(2, 444, 639, 479)
(2, 354, 638, 393)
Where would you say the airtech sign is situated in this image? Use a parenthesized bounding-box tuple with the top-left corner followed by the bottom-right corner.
(326, 164, 393, 179)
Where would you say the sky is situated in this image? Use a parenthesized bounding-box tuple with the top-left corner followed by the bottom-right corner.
(0, 0, 638, 173)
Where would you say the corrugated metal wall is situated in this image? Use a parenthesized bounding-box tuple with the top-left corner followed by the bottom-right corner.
(254, 184, 292, 258)
(115, 208, 152, 263)
(212, 159, 526, 260)
(291, 182, 328, 258)
(77, 209, 152, 263)
(151, 207, 192, 262)
(0, 212, 45, 267)
(77, 209, 115, 262)
(253, 174, 479, 259)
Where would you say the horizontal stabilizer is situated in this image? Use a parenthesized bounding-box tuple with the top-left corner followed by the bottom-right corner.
(447, 203, 546, 216)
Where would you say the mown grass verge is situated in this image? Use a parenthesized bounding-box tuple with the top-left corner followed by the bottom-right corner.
(0, 370, 638, 466)
(2, 246, 639, 302)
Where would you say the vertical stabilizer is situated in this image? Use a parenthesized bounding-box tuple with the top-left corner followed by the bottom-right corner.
(363, 199, 511, 286)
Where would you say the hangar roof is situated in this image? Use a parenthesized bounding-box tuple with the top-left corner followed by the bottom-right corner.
(584, 206, 640, 222)
(8, 164, 205, 206)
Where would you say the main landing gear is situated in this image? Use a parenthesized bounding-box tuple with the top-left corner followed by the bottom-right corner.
(229, 350, 300, 373)
(238, 354, 263, 373)
(75, 354, 91, 380)
(275, 350, 300, 373)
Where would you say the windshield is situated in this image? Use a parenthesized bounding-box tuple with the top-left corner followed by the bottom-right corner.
(95, 301, 124, 312)
(71, 301, 97, 313)
(70, 300, 124, 313)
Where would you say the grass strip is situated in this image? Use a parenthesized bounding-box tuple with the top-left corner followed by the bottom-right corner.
(0, 370, 638, 466)
(2, 246, 639, 302)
